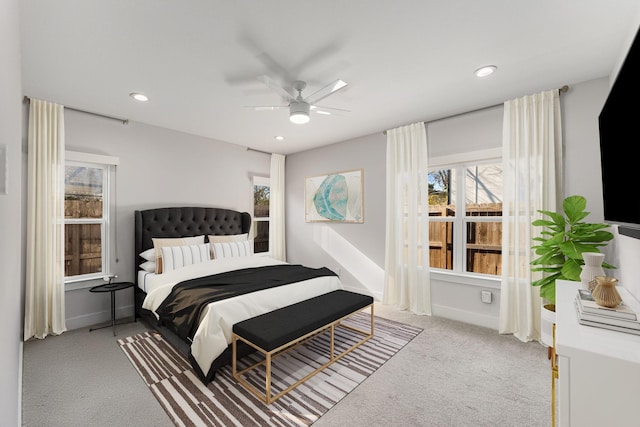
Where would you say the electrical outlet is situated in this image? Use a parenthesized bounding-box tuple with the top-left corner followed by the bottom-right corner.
(481, 290, 492, 304)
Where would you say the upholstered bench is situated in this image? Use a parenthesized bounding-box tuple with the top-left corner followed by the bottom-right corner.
(232, 289, 374, 404)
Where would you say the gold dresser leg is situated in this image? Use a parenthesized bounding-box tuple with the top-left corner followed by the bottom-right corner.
(551, 323, 558, 427)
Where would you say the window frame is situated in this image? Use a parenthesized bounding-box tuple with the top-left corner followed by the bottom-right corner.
(252, 175, 271, 256)
(428, 148, 503, 289)
(64, 151, 118, 288)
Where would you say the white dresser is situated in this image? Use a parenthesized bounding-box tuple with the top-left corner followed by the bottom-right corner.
(555, 279, 640, 426)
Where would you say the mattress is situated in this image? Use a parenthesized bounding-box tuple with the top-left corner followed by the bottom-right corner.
(137, 270, 155, 292)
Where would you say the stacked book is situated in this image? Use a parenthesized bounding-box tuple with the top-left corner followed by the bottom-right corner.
(574, 287, 640, 335)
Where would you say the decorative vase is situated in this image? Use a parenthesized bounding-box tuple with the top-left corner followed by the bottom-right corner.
(591, 276, 622, 308)
(580, 252, 605, 291)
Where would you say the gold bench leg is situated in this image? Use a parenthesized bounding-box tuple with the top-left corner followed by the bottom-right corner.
(265, 353, 272, 404)
(330, 324, 335, 361)
(232, 334, 237, 377)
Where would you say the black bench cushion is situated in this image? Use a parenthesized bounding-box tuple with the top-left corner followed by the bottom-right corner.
(232, 290, 373, 352)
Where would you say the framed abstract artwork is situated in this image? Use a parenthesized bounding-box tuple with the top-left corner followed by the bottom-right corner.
(305, 168, 364, 223)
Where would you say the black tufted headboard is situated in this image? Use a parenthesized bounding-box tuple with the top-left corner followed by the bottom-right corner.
(134, 206, 251, 288)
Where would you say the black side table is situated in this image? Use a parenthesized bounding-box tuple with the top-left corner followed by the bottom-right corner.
(89, 282, 135, 336)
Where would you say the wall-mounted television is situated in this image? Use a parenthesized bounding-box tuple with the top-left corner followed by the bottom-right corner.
(598, 25, 640, 238)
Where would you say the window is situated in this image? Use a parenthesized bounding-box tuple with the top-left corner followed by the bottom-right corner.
(428, 160, 503, 277)
(253, 176, 270, 254)
(64, 152, 117, 283)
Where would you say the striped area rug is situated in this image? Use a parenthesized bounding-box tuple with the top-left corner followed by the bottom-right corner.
(118, 312, 422, 426)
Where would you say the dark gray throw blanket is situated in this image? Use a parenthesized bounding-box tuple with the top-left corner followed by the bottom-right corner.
(155, 264, 338, 340)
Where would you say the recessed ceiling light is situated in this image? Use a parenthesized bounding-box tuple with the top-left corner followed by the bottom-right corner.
(129, 92, 149, 102)
(474, 65, 497, 78)
(274, 136, 285, 141)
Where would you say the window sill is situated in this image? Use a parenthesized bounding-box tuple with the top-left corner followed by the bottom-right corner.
(430, 269, 501, 289)
(65, 274, 115, 291)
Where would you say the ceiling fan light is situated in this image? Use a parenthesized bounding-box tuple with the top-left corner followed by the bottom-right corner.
(290, 112, 310, 124)
(289, 101, 311, 124)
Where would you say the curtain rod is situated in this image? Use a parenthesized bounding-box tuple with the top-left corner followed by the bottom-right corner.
(23, 96, 129, 125)
(383, 85, 569, 135)
(246, 147, 272, 155)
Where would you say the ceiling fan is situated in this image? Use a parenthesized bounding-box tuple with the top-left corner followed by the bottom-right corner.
(247, 75, 349, 124)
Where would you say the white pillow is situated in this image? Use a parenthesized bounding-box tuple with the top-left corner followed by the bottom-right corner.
(152, 235, 205, 273)
(212, 240, 252, 259)
(140, 248, 156, 261)
(208, 234, 248, 258)
(208, 233, 249, 243)
(139, 260, 156, 273)
(160, 243, 210, 273)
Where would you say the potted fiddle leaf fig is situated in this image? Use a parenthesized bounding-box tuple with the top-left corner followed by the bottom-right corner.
(531, 195, 615, 306)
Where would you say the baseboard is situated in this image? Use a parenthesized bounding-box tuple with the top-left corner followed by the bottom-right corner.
(431, 304, 499, 330)
(340, 286, 498, 330)
(65, 304, 135, 331)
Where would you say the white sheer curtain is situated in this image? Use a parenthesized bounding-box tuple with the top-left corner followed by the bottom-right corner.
(383, 122, 431, 315)
(24, 98, 67, 340)
(269, 153, 286, 261)
(499, 89, 562, 342)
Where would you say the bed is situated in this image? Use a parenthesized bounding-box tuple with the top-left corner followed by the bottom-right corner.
(134, 206, 343, 383)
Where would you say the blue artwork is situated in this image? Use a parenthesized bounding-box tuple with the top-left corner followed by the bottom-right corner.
(313, 174, 348, 221)
(305, 169, 363, 223)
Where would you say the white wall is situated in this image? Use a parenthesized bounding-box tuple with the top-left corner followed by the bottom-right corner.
(286, 133, 387, 299)
(35, 110, 271, 329)
(1, 0, 23, 424)
(562, 78, 608, 221)
(285, 105, 503, 327)
(286, 77, 640, 329)
(285, 105, 504, 329)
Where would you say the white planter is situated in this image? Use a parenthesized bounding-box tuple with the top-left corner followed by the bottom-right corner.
(540, 303, 556, 347)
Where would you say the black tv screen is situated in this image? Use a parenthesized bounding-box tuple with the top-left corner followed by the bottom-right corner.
(598, 25, 640, 234)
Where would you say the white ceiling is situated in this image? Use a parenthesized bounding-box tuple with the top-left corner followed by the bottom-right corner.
(20, 1, 640, 155)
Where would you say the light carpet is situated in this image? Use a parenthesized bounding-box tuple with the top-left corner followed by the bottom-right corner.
(118, 312, 422, 427)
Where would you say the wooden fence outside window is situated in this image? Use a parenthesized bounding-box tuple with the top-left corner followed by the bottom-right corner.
(64, 199, 102, 277)
(429, 203, 502, 275)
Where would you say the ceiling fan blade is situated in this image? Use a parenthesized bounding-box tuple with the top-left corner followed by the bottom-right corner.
(256, 75, 296, 102)
(310, 105, 351, 115)
(305, 79, 347, 105)
(293, 41, 342, 76)
(243, 105, 287, 111)
(237, 33, 295, 82)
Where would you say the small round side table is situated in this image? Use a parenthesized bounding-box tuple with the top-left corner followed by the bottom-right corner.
(89, 282, 135, 336)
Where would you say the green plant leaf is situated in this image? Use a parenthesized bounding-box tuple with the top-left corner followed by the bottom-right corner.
(539, 283, 556, 302)
(529, 194, 615, 307)
(531, 273, 560, 288)
(563, 195, 587, 220)
(561, 259, 582, 281)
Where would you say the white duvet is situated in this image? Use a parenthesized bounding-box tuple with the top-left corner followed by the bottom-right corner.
(142, 255, 343, 379)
